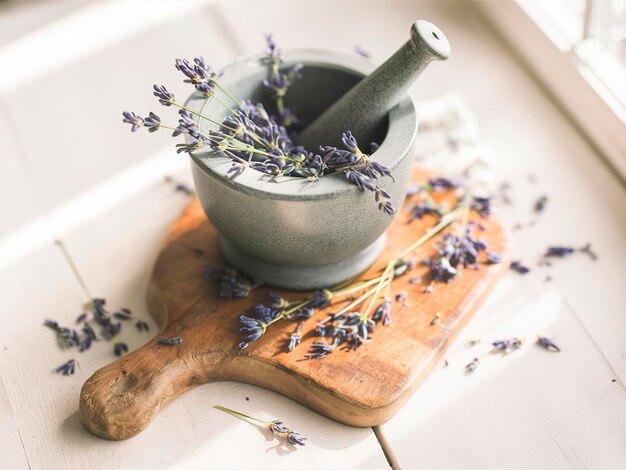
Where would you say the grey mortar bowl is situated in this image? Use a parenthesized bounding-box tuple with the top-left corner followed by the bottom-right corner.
(186, 49, 417, 290)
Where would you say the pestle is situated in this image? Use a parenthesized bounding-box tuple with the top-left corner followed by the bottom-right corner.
(297, 20, 450, 150)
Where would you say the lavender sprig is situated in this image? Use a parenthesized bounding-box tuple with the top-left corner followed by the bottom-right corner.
(213, 405, 306, 446)
(49, 240, 148, 372)
(122, 40, 399, 213)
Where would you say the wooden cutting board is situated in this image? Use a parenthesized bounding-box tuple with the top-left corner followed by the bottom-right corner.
(79, 167, 509, 440)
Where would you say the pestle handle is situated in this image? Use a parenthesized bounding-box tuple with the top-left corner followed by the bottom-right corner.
(297, 20, 450, 150)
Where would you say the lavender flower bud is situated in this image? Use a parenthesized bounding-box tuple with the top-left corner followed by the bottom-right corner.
(122, 111, 144, 132)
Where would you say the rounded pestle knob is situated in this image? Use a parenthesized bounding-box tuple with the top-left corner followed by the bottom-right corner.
(297, 20, 450, 150)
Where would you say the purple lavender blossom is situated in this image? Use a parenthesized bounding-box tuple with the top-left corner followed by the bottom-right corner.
(544, 246, 575, 257)
(471, 196, 492, 218)
(354, 46, 371, 58)
(287, 322, 302, 352)
(534, 195, 548, 213)
(144, 112, 161, 132)
(485, 252, 503, 264)
(122, 111, 144, 132)
(346, 169, 376, 191)
(492, 338, 523, 354)
(510, 260, 530, 274)
(153, 84, 175, 106)
(537, 336, 560, 352)
(428, 176, 458, 192)
(113, 342, 129, 357)
(409, 201, 442, 221)
(372, 298, 392, 326)
(306, 339, 338, 359)
(54, 359, 77, 376)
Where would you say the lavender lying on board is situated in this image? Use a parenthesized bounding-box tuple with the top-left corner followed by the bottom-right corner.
(233, 189, 503, 358)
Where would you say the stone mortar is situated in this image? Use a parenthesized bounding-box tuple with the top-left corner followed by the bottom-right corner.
(186, 49, 417, 290)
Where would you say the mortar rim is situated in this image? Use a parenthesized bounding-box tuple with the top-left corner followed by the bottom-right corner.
(187, 48, 417, 201)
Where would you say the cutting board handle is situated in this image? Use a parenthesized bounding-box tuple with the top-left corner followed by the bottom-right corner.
(79, 339, 210, 440)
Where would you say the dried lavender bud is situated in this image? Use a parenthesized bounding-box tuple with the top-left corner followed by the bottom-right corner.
(238, 314, 270, 349)
(395, 291, 408, 305)
(76, 313, 88, 324)
(173, 109, 199, 139)
(206, 266, 262, 298)
(227, 162, 245, 179)
(346, 169, 376, 191)
(354, 46, 371, 58)
(510, 260, 530, 274)
(430, 313, 441, 326)
(269, 420, 307, 446)
(471, 196, 492, 218)
(122, 111, 143, 132)
(175, 58, 217, 96)
(44, 320, 80, 349)
(544, 246, 575, 257)
(537, 336, 560, 352)
(306, 340, 337, 359)
(465, 358, 479, 375)
(158, 336, 182, 346)
(372, 298, 392, 326)
(113, 310, 132, 321)
(79, 322, 98, 352)
(114, 342, 129, 357)
(103, 322, 121, 339)
(427, 229, 488, 284)
(144, 112, 161, 132)
(54, 359, 77, 376)
(135, 320, 149, 332)
(492, 338, 523, 354)
(409, 200, 442, 221)
(287, 322, 302, 352)
(423, 284, 433, 294)
(409, 277, 421, 284)
(428, 176, 458, 193)
(485, 252, 503, 264)
(431, 256, 459, 283)
(534, 195, 548, 212)
(153, 84, 175, 106)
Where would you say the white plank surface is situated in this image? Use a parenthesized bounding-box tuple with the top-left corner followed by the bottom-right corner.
(0, 1, 232, 216)
(380, 280, 626, 469)
(0, 101, 43, 238)
(0, 375, 29, 469)
(0, 169, 388, 469)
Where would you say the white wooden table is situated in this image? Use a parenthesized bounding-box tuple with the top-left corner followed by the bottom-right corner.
(0, 1, 624, 468)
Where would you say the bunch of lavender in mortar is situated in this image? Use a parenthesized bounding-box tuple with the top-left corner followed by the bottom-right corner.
(123, 35, 395, 214)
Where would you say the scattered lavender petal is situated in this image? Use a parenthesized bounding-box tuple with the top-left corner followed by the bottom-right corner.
(510, 260, 530, 274)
